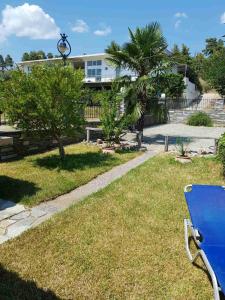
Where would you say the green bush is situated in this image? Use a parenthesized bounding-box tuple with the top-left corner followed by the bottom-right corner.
(100, 86, 138, 145)
(218, 133, 225, 175)
(187, 112, 213, 127)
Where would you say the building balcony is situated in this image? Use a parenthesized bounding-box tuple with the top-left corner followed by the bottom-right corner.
(84, 74, 138, 84)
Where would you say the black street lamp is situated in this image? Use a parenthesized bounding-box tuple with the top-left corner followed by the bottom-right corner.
(57, 33, 71, 66)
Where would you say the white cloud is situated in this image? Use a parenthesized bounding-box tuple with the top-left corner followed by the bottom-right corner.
(174, 12, 188, 29)
(174, 20, 181, 29)
(94, 24, 112, 36)
(72, 19, 89, 33)
(0, 3, 60, 42)
(175, 12, 188, 18)
(220, 13, 225, 24)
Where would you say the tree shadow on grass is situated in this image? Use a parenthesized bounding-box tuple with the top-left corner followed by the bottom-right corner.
(34, 152, 117, 171)
(0, 176, 40, 204)
(0, 264, 61, 300)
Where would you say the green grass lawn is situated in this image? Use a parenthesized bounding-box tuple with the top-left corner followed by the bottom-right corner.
(0, 155, 224, 299)
(0, 143, 139, 207)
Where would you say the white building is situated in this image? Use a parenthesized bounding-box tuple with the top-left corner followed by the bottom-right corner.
(18, 53, 200, 99)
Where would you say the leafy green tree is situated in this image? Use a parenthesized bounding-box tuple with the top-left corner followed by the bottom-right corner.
(181, 44, 191, 61)
(0, 64, 85, 160)
(203, 38, 224, 56)
(0, 55, 5, 70)
(22, 52, 30, 61)
(37, 50, 47, 60)
(192, 53, 205, 76)
(29, 51, 40, 60)
(153, 73, 186, 98)
(170, 44, 202, 92)
(4, 55, 13, 68)
(47, 52, 54, 59)
(106, 22, 168, 135)
(170, 44, 191, 64)
(22, 51, 47, 61)
(100, 85, 138, 145)
(203, 48, 225, 96)
(171, 44, 180, 58)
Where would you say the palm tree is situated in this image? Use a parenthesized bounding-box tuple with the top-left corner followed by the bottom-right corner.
(106, 22, 168, 137)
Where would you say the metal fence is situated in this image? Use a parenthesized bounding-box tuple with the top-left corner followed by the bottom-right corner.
(163, 98, 225, 111)
(85, 106, 103, 119)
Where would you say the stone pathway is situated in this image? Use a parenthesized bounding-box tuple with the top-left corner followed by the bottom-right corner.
(0, 148, 160, 244)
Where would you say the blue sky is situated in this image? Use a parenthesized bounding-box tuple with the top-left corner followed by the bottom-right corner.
(0, 0, 225, 62)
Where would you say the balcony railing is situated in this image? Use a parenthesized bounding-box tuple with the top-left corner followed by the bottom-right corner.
(84, 73, 138, 83)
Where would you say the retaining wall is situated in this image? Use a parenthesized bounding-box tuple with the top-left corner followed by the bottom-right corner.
(169, 99, 225, 126)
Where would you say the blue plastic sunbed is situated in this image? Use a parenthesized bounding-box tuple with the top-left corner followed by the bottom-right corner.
(184, 184, 225, 300)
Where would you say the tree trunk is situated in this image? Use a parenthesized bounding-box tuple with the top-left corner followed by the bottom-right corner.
(58, 138, 65, 161)
(136, 112, 145, 132)
(135, 82, 148, 148)
(136, 113, 144, 148)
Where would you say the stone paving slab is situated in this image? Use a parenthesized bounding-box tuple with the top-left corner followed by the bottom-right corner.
(0, 149, 160, 244)
(0, 219, 16, 229)
(0, 203, 26, 222)
(11, 211, 31, 220)
(144, 124, 225, 139)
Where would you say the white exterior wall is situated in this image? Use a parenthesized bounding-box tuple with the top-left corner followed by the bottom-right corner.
(83, 54, 136, 82)
(183, 77, 200, 100)
(83, 55, 116, 83)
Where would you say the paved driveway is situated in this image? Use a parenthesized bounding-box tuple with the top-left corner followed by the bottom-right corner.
(143, 124, 225, 152)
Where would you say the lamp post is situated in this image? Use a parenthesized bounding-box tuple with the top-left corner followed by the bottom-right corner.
(57, 33, 71, 66)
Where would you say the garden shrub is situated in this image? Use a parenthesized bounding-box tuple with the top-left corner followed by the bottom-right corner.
(218, 133, 225, 175)
(187, 112, 213, 127)
(100, 87, 137, 145)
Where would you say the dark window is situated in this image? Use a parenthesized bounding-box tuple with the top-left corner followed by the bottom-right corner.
(96, 69, 102, 76)
(97, 60, 102, 66)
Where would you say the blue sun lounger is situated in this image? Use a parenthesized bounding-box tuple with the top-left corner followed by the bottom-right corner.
(184, 184, 225, 300)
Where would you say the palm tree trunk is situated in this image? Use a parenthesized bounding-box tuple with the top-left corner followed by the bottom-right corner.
(136, 113, 144, 148)
(136, 112, 145, 132)
(136, 92, 147, 147)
